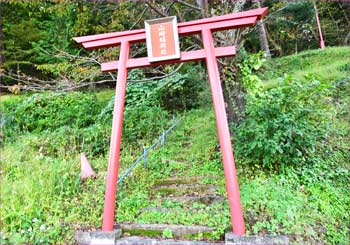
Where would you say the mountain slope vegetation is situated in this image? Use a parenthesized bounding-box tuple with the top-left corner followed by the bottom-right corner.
(1, 47, 349, 244)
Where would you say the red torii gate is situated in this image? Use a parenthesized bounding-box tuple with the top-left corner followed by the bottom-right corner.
(74, 7, 268, 235)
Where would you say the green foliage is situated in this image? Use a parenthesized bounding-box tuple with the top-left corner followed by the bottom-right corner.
(125, 82, 160, 108)
(123, 105, 170, 146)
(27, 124, 111, 157)
(0, 142, 106, 244)
(98, 94, 170, 146)
(162, 229, 173, 238)
(333, 77, 350, 116)
(2, 0, 349, 91)
(1, 3, 349, 241)
(158, 65, 205, 112)
(1, 1, 143, 88)
(2, 92, 100, 138)
(1, 86, 171, 156)
(1, 98, 349, 244)
(240, 173, 350, 244)
(261, 47, 350, 86)
(250, 1, 350, 56)
(233, 75, 333, 170)
(118, 106, 349, 243)
(238, 51, 266, 93)
(2, 2, 47, 74)
(122, 65, 206, 113)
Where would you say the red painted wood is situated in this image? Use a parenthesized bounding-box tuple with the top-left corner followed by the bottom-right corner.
(101, 46, 236, 72)
(73, 7, 267, 44)
(82, 17, 257, 50)
(314, 3, 325, 49)
(202, 27, 245, 235)
(74, 29, 144, 44)
(102, 41, 130, 231)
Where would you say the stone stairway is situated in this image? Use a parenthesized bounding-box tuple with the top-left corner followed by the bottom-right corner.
(115, 236, 223, 245)
(154, 176, 223, 205)
(118, 175, 226, 243)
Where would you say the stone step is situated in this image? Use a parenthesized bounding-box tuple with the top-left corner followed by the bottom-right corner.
(154, 176, 204, 186)
(152, 184, 217, 196)
(116, 236, 223, 245)
(154, 176, 217, 186)
(137, 206, 211, 218)
(162, 194, 224, 205)
(120, 223, 215, 238)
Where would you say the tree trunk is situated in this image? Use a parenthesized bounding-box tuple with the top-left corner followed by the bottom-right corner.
(219, 0, 248, 124)
(222, 87, 236, 124)
(345, 32, 350, 46)
(252, 0, 271, 58)
(195, 0, 251, 125)
(0, 2, 4, 66)
(196, 0, 209, 18)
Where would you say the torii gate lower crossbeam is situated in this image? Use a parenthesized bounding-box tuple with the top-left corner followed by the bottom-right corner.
(74, 7, 268, 236)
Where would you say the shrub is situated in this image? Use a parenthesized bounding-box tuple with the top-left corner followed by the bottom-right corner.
(2, 88, 171, 156)
(123, 104, 170, 146)
(233, 75, 333, 171)
(2, 92, 101, 138)
(332, 77, 350, 117)
(28, 124, 111, 157)
(158, 68, 204, 112)
(125, 81, 160, 108)
(98, 96, 170, 147)
(27, 101, 171, 157)
(108, 64, 205, 114)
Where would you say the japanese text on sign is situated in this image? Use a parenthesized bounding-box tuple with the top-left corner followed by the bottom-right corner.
(145, 16, 180, 62)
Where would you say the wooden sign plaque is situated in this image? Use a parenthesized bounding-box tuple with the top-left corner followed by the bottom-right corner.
(145, 16, 180, 62)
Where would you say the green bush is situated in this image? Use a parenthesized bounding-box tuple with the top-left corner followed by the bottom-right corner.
(2, 92, 101, 138)
(98, 96, 170, 147)
(2, 88, 171, 156)
(26, 102, 171, 156)
(332, 77, 350, 117)
(233, 75, 333, 171)
(125, 81, 160, 108)
(158, 69, 204, 112)
(28, 124, 111, 157)
(126, 65, 205, 112)
(123, 104, 170, 146)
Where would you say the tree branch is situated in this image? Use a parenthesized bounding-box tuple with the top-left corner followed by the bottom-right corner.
(174, 0, 202, 11)
(129, 5, 149, 30)
(146, 2, 167, 17)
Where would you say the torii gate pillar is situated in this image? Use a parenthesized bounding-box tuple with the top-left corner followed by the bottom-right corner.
(74, 7, 268, 236)
(101, 40, 130, 232)
(202, 28, 245, 234)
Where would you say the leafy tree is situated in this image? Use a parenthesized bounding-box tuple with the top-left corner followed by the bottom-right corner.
(1, 0, 349, 119)
(1, 2, 46, 80)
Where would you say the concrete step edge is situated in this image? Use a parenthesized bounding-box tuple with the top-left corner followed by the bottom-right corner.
(161, 194, 224, 204)
(154, 176, 218, 186)
(116, 236, 223, 245)
(121, 223, 215, 237)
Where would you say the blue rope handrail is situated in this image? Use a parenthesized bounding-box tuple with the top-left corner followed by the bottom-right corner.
(117, 115, 177, 185)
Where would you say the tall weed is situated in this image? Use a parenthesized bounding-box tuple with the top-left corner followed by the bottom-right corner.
(233, 75, 333, 171)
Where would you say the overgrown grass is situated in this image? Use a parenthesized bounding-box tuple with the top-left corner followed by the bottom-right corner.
(2, 106, 349, 243)
(0, 132, 136, 244)
(1, 47, 349, 244)
(114, 107, 350, 243)
(261, 46, 350, 89)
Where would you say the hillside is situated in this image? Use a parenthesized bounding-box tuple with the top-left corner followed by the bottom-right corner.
(1, 47, 349, 244)
(261, 46, 350, 89)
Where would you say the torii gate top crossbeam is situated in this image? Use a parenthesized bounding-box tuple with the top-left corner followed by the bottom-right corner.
(74, 7, 268, 49)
